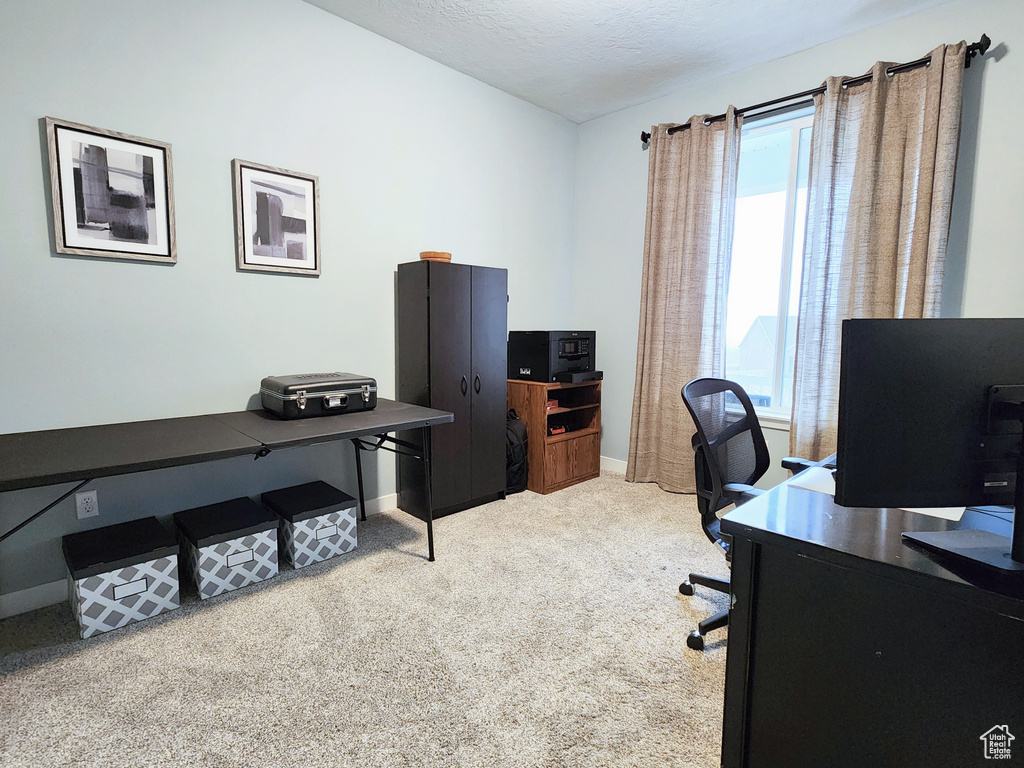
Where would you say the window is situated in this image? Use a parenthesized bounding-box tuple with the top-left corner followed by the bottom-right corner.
(725, 110, 813, 419)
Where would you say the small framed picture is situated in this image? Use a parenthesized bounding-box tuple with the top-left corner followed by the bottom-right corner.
(45, 117, 176, 263)
(233, 159, 320, 276)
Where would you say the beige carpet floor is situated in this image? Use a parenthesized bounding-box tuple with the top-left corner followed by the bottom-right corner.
(0, 472, 730, 768)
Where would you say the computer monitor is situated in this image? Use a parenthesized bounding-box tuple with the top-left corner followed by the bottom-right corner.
(834, 318, 1024, 575)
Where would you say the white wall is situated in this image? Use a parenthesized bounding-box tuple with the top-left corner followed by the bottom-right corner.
(0, 0, 577, 597)
(574, 0, 1024, 467)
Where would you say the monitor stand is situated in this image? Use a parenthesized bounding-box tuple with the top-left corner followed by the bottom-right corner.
(902, 408, 1024, 576)
(901, 529, 1024, 573)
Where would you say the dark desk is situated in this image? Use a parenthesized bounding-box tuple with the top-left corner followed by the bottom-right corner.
(0, 399, 454, 560)
(211, 400, 449, 452)
(720, 483, 1024, 768)
(0, 415, 261, 493)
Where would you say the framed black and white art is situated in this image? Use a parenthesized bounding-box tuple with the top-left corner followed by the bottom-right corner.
(233, 159, 320, 276)
(45, 117, 176, 263)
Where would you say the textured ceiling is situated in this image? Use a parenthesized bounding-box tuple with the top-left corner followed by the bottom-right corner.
(304, 0, 951, 123)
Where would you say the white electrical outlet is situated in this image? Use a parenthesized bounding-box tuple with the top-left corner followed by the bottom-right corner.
(75, 490, 99, 519)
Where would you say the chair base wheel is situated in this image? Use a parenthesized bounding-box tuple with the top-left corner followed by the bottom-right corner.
(679, 581, 694, 596)
(686, 630, 705, 651)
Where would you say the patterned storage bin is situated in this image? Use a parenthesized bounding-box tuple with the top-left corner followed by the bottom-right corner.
(262, 481, 358, 569)
(63, 517, 180, 639)
(173, 497, 279, 599)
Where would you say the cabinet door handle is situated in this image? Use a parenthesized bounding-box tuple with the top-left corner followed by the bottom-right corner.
(460, 375, 468, 396)
(474, 374, 481, 394)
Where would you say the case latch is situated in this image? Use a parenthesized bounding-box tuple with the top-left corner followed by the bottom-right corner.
(361, 385, 371, 403)
(297, 390, 307, 410)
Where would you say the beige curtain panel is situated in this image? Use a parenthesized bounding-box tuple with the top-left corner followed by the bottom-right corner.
(627, 109, 741, 492)
(790, 42, 967, 460)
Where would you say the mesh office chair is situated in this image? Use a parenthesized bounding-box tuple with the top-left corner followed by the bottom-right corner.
(679, 377, 812, 650)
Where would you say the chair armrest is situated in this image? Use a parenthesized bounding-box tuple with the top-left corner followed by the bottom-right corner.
(781, 457, 817, 474)
(722, 483, 766, 503)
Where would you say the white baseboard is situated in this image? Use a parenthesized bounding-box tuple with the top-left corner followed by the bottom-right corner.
(362, 492, 398, 516)
(0, 579, 68, 619)
(600, 456, 628, 475)
(0, 492, 402, 620)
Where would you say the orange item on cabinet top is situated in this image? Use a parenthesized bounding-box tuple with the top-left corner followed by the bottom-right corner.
(419, 251, 452, 262)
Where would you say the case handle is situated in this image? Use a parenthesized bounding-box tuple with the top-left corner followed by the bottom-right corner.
(460, 375, 468, 396)
(474, 374, 481, 394)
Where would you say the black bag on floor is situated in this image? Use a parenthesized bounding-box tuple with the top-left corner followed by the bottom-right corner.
(506, 409, 528, 493)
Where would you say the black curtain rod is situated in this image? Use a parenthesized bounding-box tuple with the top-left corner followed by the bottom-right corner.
(640, 34, 990, 145)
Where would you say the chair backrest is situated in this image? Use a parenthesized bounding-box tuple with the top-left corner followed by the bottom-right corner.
(681, 378, 770, 545)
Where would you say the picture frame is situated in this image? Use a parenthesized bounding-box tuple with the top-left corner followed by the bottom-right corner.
(45, 117, 176, 264)
(233, 159, 320, 276)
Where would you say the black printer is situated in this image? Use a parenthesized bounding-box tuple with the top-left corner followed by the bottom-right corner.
(508, 331, 601, 383)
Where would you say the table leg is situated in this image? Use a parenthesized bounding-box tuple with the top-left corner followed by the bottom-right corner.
(422, 425, 434, 562)
(0, 478, 93, 544)
(352, 439, 367, 522)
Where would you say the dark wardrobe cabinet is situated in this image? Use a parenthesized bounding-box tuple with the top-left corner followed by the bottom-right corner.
(397, 261, 508, 518)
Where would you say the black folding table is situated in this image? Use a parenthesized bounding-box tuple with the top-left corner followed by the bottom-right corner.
(0, 399, 454, 561)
